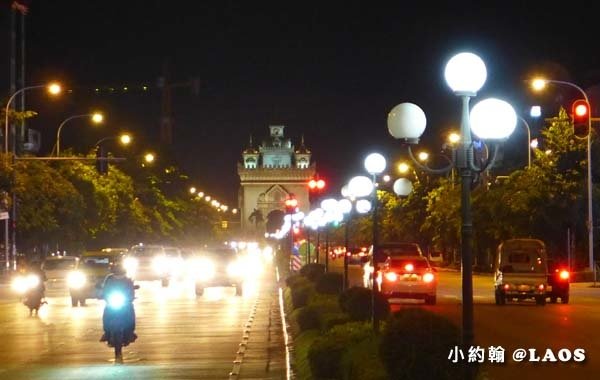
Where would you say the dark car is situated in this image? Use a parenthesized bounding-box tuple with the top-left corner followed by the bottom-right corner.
(546, 258, 570, 304)
(68, 253, 117, 307)
(191, 247, 244, 296)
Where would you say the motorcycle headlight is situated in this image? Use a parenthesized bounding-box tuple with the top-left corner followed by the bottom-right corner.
(67, 271, 86, 289)
(25, 274, 40, 289)
(107, 292, 126, 309)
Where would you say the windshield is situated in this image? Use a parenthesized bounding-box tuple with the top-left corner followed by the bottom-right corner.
(81, 256, 111, 269)
(200, 248, 238, 261)
(43, 259, 77, 270)
(130, 246, 163, 257)
(379, 244, 422, 257)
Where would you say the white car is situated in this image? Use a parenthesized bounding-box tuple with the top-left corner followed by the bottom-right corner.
(42, 256, 79, 289)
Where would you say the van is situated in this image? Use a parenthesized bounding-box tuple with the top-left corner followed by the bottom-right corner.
(494, 238, 548, 306)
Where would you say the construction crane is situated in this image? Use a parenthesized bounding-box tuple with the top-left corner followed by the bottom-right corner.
(157, 61, 201, 145)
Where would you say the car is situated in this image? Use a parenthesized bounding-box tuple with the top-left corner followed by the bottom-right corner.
(190, 247, 244, 296)
(123, 244, 182, 286)
(42, 255, 79, 289)
(378, 255, 438, 304)
(494, 238, 549, 306)
(67, 253, 118, 307)
(364, 242, 425, 286)
(546, 258, 570, 304)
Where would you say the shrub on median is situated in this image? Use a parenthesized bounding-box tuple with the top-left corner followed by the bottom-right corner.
(339, 286, 390, 321)
(293, 294, 349, 332)
(315, 272, 344, 294)
(286, 275, 314, 309)
(300, 263, 325, 282)
(380, 308, 463, 380)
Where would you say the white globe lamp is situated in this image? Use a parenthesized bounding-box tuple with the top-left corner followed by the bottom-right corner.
(387, 102, 427, 144)
(393, 178, 413, 197)
(444, 52, 487, 94)
(355, 199, 372, 214)
(348, 176, 374, 198)
(470, 98, 517, 140)
(364, 153, 386, 175)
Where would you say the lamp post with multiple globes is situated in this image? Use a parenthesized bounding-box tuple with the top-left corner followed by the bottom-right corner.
(387, 52, 517, 378)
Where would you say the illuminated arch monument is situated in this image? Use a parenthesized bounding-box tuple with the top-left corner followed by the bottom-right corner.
(238, 125, 315, 236)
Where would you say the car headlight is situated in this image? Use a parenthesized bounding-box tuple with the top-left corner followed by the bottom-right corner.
(67, 271, 86, 289)
(107, 292, 126, 309)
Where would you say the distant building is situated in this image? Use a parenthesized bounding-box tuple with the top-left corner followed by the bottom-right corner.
(237, 125, 315, 235)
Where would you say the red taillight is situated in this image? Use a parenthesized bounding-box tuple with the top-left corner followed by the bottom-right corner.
(404, 263, 414, 272)
(503, 284, 510, 290)
(423, 272, 435, 283)
(559, 270, 569, 280)
(385, 272, 398, 282)
(538, 284, 545, 291)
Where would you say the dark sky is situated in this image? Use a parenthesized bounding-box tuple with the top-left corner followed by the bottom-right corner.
(3, 1, 600, 207)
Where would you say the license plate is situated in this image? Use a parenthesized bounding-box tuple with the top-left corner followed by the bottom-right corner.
(401, 274, 419, 281)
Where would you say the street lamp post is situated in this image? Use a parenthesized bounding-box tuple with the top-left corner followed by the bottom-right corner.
(388, 52, 517, 379)
(532, 79, 594, 274)
(4, 83, 61, 155)
(3, 83, 61, 271)
(518, 116, 532, 168)
(56, 112, 104, 156)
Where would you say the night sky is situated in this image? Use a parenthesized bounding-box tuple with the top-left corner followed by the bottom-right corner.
(2, 1, 600, 207)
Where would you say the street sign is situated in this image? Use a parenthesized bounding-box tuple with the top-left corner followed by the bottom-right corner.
(0, 212, 9, 220)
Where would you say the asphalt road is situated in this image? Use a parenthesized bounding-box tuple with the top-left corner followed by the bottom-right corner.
(0, 267, 286, 380)
(329, 258, 600, 380)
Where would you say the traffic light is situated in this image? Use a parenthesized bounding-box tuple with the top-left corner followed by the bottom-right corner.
(572, 99, 590, 139)
(285, 197, 298, 214)
(308, 179, 326, 190)
(96, 145, 108, 175)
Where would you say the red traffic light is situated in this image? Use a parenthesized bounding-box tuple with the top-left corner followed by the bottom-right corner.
(308, 179, 326, 190)
(572, 99, 590, 139)
(285, 198, 298, 208)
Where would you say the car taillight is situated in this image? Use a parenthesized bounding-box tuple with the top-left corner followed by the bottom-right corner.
(404, 263, 414, 272)
(385, 272, 398, 282)
(423, 272, 435, 283)
(559, 270, 569, 280)
(538, 284, 545, 291)
(503, 284, 510, 290)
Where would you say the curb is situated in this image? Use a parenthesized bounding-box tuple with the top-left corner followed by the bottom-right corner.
(276, 266, 295, 380)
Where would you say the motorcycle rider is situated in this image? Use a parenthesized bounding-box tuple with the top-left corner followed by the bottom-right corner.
(24, 261, 47, 315)
(99, 261, 137, 343)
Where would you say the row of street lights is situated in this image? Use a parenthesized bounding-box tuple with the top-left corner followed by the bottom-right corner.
(189, 186, 238, 214)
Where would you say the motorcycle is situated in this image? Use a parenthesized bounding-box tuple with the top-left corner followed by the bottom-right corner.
(11, 274, 46, 316)
(102, 285, 139, 363)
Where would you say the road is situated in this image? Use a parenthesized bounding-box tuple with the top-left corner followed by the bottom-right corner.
(329, 258, 600, 380)
(0, 266, 286, 380)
